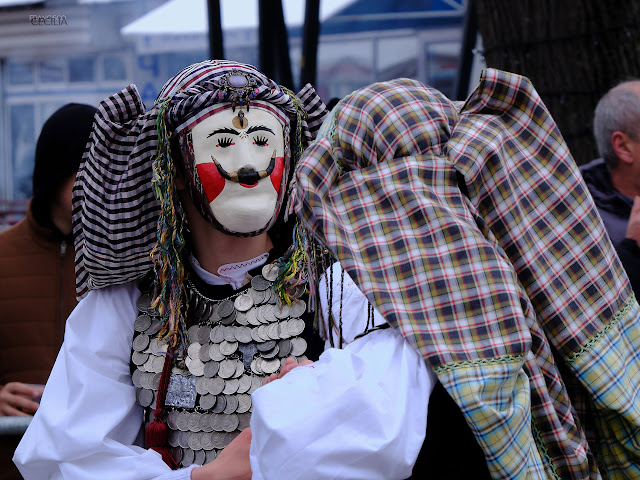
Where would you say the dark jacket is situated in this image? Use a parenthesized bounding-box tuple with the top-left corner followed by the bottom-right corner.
(0, 201, 77, 480)
(581, 158, 640, 296)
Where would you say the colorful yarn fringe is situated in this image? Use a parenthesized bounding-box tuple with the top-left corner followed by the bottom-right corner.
(150, 99, 188, 353)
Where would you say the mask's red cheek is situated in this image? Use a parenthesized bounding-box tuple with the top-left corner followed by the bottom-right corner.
(270, 157, 285, 193)
(196, 163, 225, 202)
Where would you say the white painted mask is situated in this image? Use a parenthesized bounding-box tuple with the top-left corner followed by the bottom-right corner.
(177, 101, 288, 236)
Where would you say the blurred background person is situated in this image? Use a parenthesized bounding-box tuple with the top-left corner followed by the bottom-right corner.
(0, 103, 96, 480)
(581, 80, 640, 296)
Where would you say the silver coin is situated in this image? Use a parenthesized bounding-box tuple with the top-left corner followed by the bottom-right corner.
(223, 411, 239, 430)
(261, 263, 280, 282)
(218, 299, 235, 318)
(132, 351, 149, 366)
(220, 309, 237, 326)
(246, 308, 261, 326)
(187, 324, 200, 341)
(208, 304, 221, 323)
(151, 372, 162, 390)
(219, 340, 238, 356)
(196, 377, 209, 396)
(208, 377, 225, 395)
(284, 318, 301, 337)
(176, 412, 189, 432)
(182, 447, 195, 467)
(250, 358, 263, 375)
(266, 304, 279, 323)
(236, 394, 252, 414)
(219, 359, 236, 379)
(137, 388, 154, 407)
(136, 293, 152, 312)
(140, 356, 153, 373)
(257, 340, 276, 352)
(257, 325, 270, 341)
(211, 431, 226, 449)
(210, 325, 225, 343)
(235, 311, 249, 326)
(150, 338, 169, 355)
(249, 375, 263, 393)
(261, 344, 280, 359)
(250, 326, 264, 342)
(267, 323, 281, 341)
(290, 337, 307, 356)
(187, 343, 201, 359)
(169, 431, 180, 448)
(223, 378, 239, 395)
(204, 361, 220, 378)
(188, 432, 202, 451)
(200, 430, 213, 449)
(132, 334, 150, 352)
(234, 326, 252, 343)
(208, 344, 225, 362)
(151, 356, 165, 374)
(134, 314, 152, 332)
(249, 288, 266, 305)
(223, 326, 237, 343)
(257, 305, 271, 324)
(201, 415, 214, 433)
(212, 395, 226, 414)
(199, 393, 216, 410)
(197, 326, 212, 345)
(251, 275, 271, 291)
(234, 293, 254, 312)
(199, 344, 212, 363)
(237, 375, 252, 394)
(132, 367, 145, 388)
(205, 449, 218, 463)
(273, 303, 290, 319)
(178, 430, 190, 449)
(295, 355, 309, 363)
(167, 410, 179, 430)
(238, 412, 252, 430)
(278, 339, 292, 357)
(188, 358, 205, 377)
(289, 299, 306, 318)
(194, 448, 206, 466)
(140, 372, 154, 389)
(210, 413, 223, 432)
(262, 358, 280, 374)
(233, 360, 244, 378)
(278, 320, 291, 340)
(188, 413, 202, 432)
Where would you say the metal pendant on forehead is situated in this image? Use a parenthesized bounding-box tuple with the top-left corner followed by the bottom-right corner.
(131, 263, 309, 467)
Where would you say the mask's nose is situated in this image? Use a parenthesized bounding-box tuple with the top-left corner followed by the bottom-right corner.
(237, 164, 260, 185)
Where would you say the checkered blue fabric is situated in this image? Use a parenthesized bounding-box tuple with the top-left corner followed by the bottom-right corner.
(292, 69, 640, 479)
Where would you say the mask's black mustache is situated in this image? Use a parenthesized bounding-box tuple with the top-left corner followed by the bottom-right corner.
(210, 150, 276, 184)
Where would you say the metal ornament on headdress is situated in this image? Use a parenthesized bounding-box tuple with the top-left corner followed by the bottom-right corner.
(217, 71, 258, 112)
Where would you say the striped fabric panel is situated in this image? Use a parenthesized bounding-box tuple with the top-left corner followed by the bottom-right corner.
(292, 69, 638, 477)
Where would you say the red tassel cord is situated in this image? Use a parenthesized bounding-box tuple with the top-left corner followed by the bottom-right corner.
(145, 352, 178, 469)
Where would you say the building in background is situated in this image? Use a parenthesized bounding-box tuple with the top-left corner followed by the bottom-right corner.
(0, 0, 467, 226)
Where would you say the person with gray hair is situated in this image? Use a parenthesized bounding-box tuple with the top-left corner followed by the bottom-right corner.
(581, 80, 640, 295)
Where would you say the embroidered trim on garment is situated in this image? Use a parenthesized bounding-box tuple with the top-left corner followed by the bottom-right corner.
(434, 354, 525, 375)
(532, 418, 562, 480)
(566, 293, 636, 365)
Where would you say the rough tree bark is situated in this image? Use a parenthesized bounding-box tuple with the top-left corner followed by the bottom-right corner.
(473, 0, 640, 164)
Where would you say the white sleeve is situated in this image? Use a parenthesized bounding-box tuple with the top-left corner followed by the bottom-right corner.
(249, 263, 437, 480)
(13, 283, 197, 480)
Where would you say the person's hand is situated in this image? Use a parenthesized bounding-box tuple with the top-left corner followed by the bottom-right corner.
(626, 196, 640, 244)
(191, 428, 252, 480)
(0, 382, 43, 416)
(262, 357, 313, 386)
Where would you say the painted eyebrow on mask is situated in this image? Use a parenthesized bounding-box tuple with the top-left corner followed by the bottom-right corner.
(247, 125, 275, 135)
(207, 127, 239, 138)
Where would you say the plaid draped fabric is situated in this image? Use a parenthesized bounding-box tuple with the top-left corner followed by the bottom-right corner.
(292, 69, 640, 479)
(73, 60, 327, 298)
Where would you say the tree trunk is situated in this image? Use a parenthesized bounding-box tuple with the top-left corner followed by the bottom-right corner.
(473, 0, 640, 165)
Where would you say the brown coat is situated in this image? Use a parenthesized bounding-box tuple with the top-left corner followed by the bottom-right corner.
(0, 202, 77, 479)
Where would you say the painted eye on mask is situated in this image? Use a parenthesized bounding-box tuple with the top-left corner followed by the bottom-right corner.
(217, 137, 235, 148)
(253, 136, 269, 147)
